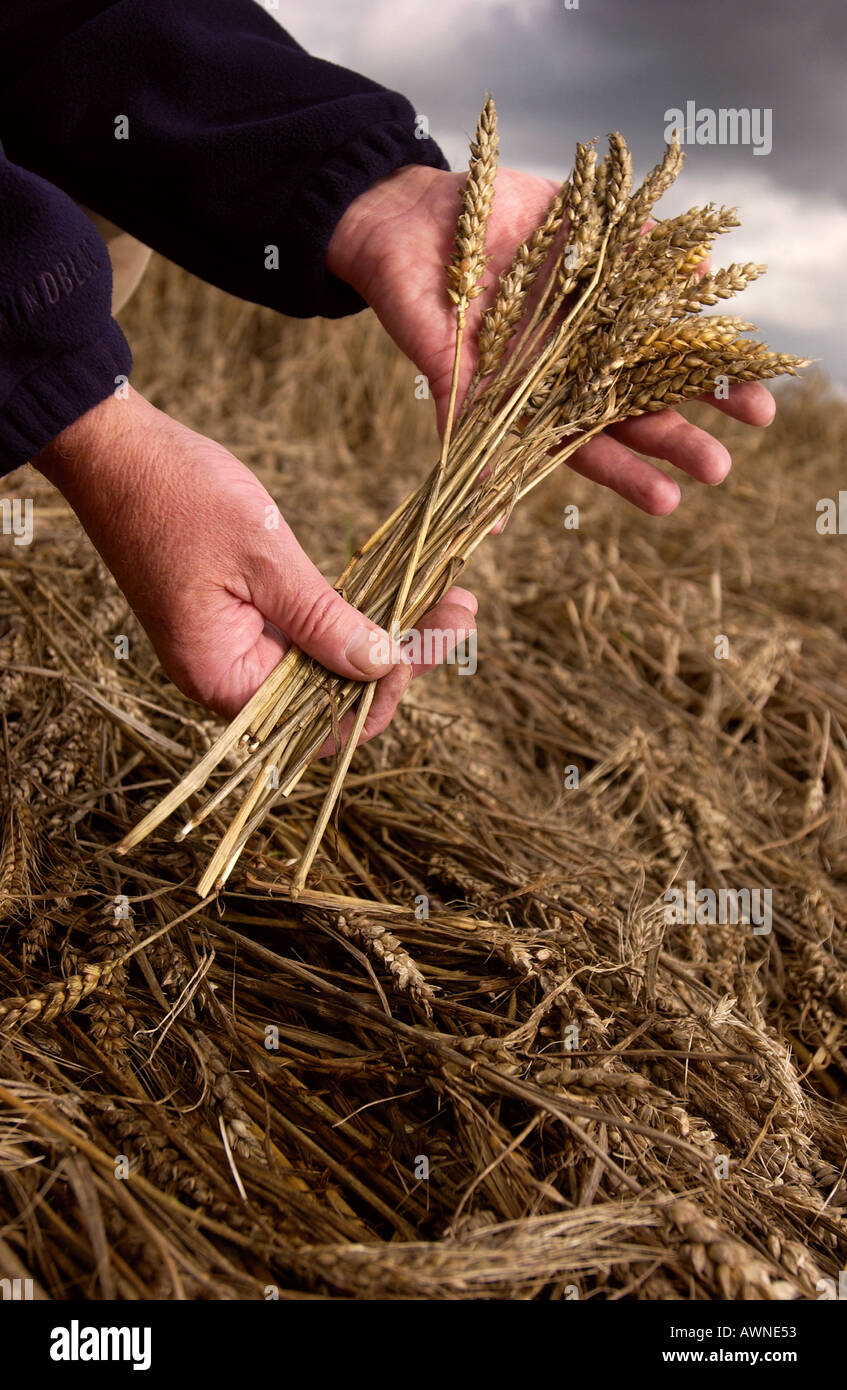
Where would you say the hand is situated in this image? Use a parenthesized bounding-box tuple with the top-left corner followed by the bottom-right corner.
(33, 388, 477, 736)
(328, 164, 776, 515)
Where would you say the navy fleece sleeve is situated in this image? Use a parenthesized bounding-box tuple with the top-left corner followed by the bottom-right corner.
(0, 143, 131, 475)
(0, 0, 449, 477)
(0, 0, 450, 319)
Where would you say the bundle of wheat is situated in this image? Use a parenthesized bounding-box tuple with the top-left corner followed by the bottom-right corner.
(115, 97, 809, 895)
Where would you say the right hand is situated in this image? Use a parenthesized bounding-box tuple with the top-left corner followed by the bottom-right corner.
(328, 163, 776, 515)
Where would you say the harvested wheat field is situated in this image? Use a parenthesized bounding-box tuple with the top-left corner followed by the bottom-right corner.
(0, 255, 845, 1302)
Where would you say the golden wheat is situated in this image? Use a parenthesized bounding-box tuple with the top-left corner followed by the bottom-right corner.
(116, 99, 810, 895)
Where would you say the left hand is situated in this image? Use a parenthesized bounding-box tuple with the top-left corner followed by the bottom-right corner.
(328, 163, 776, 516)
(34, 388, 477, 731)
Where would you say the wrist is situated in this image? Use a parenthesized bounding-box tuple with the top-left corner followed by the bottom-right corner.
(33, 386, 148, 492)
(327, 163, 445, 299)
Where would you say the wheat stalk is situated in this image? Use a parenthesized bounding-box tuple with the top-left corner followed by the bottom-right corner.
(115, 100, 810, 894)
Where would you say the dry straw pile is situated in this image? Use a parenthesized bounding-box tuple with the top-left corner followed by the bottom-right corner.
(0, 109, 844, 1301)
(115, 98, 809, 895)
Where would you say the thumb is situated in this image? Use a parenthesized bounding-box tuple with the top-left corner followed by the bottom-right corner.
(253, 519, 400, 681)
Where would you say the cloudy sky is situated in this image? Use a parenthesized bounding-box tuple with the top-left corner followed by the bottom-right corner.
(263, 0, 846, 383)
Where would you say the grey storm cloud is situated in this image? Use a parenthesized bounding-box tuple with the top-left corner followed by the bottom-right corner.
(271, 0, 846, 380)
(366, 0, 846, 192)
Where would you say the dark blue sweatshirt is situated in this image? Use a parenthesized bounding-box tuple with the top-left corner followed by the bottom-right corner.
(0, 0, 449, 476)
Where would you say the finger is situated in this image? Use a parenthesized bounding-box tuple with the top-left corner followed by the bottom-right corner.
(441, 585, 478, 616)
(606, 409, 731, 485)
(315, 591, 478, 755)
(315, 662, 412, 757)
(701, 380, 776, 426)
(567, 432, 681, 514)
(401, 597, 477, 678)
(249, 516, 398, 681)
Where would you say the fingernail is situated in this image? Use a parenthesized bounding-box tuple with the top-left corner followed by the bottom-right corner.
(344, 626, 391, 676)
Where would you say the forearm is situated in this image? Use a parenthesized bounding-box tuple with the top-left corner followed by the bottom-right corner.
(34, 387, 144, 500)
(31, 387, 216, 649)
(0, 0, 450, 318)
(32, 389, 165, 578)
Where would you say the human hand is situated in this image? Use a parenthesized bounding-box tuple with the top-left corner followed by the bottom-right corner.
(33, 387, 477, 737)
(327, 163, 776, 516)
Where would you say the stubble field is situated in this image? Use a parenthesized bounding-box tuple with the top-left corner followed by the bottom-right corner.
(0, 257, 845, 1300)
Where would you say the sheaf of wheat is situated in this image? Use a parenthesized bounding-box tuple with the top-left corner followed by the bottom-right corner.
(116, 96, 810, 894)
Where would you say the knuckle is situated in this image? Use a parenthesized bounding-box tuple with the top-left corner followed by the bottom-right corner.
(293, 587, 345, 646)
(362, 706, 393, 744)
